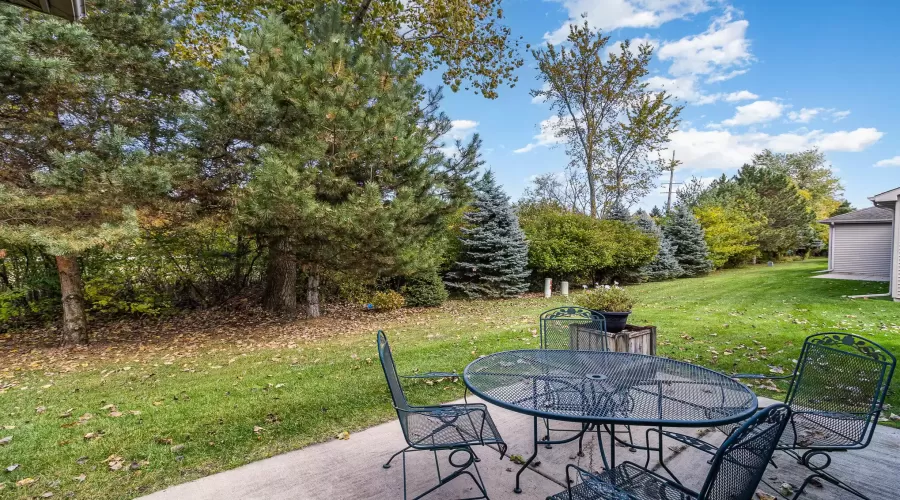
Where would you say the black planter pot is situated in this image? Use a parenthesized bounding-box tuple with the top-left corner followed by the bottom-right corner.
(600, 311, 631, 333)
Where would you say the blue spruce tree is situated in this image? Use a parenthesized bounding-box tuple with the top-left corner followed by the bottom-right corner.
(605, 199, 632, 222)
(635, 210, 683, 281)
(663, 205, 713, 277)
(445, 172, 531, 298)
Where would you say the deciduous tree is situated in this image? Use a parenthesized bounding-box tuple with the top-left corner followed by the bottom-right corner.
(530, 22, 680, 217)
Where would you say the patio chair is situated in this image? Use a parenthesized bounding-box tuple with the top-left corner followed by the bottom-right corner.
(538, 307, 639, 455)
(377, 331, 507, 500)
(648, 332, 896, 500)
(547, 404, 791, 500)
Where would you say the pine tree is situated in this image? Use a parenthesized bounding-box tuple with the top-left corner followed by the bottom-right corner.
(445, 172, 530, 298)
(635, 210, 682, 281)
(605, 200, 631, 222)
(649, 206, 663, 218)
(0, 1, 200, 345)
(663, 206, 713, 277)
(205, 11, 476, 316)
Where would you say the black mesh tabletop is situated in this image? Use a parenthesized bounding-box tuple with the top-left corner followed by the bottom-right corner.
(463, 350, 757, 427)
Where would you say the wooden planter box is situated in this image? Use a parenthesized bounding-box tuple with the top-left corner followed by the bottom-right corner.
(608, 325, 657, 356)
(567, 323, 657, 356)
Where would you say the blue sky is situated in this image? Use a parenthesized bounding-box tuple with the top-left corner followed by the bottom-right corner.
(423, 0, 900, 210)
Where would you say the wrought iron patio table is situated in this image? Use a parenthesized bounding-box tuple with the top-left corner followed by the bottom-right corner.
(463, 349, 758, 493)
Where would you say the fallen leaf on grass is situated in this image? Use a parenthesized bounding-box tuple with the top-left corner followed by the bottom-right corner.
(2, 425, 15, 430)
(335, 431, 350, 440)
(16, 477, 35, 487)
(0, 436, 10, 446)
(151, 401, 163, 407)
(41, 492, 53, 498)
(6, 464, 19, 472)
(253, 426, 264, 435)
(109, 411, 123, 418)
(75, 457, 88, 465)
(83, 432, 102, 440)
(170, 444, 185, 453)
(35, 406, 47, 414)
(58, 409, 73, 418)
(767, 366, 785, 374)
(155, 437, 173, 445)
(105, 455, 125, 471)
(73, 474, 86, 483)
(78, 413, 93, 424)
(129, 410, 141, 416)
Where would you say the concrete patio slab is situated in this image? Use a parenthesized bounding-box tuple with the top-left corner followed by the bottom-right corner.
(141, 396, 900, 500)
(812, 272, 890, 282)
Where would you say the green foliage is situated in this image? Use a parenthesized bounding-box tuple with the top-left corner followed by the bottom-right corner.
(445, 173, 531, 298)
(693, 203, 761, 268)
(518, 203, 657, 282)
(175, 0, 523, 99)
(370, 290, 405, 311)
(604, 200, 631, 222)
(635, 210, 682, 281)
(734, 165, 815, 257)
(664, 205, 713, 277)
(575, 285, 634, 312)
(402, 272, 448, 307)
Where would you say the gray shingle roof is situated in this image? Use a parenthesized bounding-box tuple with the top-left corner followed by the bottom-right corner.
(819, 206, 894, 224)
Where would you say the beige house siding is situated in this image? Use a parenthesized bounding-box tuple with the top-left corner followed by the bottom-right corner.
(831, 224, 893, 276)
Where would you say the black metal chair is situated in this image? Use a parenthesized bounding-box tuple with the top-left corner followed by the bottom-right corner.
(547, 404, 792, 500)
(540, 306, 609, 351)
(539, 307, 640, 455)
(649, 332, 896, 500)
(377, 331, 507, 500)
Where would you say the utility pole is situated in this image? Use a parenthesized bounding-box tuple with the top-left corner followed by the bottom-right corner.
(662, 151, 683, 214)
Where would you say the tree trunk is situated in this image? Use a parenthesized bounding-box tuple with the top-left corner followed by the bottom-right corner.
(55, 255, 88, 346)
(262, 236, 297, 314)
(306, 266, 321, 318)
(232, 235, 249, 292)
(586, 162, 598, 217)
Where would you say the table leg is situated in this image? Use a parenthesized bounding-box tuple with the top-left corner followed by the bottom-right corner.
(514, 416, 540, 494)
(595, 425, 609, 471)
(609, 424, 616, 471)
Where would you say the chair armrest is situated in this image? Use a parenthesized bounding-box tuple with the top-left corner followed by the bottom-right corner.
(400, 371, 459, 379)
(397, 405, 485, 420)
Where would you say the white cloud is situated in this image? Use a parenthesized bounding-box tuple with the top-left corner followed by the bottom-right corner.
(721, 100, 784, 126)
(662, 127, 884, 171)
(657, 13, 752, 78)
(832, 110, 851, 122)
(706, 69, 748, 83)
(447, 120, 478, 140)
(788, 107, 824, 123)
(724, 90, 758, 102)
(514, 116, 566, 154)
(646, 76, 706, 103)
(875, 156, 900, 168)
(543, 0, 712, 44)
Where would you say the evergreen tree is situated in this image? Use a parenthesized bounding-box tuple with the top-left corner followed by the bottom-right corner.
(635, 211, 682, 281)
(205, 11, 476, 316)
(649, 206, 663, 218)
(605, 200, 631, 222)
(0, 1, 200, 345)
(446, 172, 530, 298)
(734, 165, 814, 257)
(663, 206, 713, 277)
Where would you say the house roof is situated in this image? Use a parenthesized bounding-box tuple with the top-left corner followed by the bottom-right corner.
(869, 186, 900, 204)
(2, 0, 84, 21)
(819, 206, 894, 224)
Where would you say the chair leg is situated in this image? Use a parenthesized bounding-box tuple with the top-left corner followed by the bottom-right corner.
(398, 447, 489, 500)
(792, 450, 870, 500)
(384, 445, 412, 469)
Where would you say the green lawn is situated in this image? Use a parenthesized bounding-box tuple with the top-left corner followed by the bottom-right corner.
(0, 259, 897, 499)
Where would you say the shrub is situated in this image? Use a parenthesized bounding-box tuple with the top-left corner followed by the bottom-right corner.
(370, 290, 405, 311)
(518, 203, 657, 282)
(402, 272, 448, 307)
(575, 285, 634, 312)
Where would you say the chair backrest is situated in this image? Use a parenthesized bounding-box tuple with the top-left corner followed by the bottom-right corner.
(377, 331, 411, 414)
(699, 404, 791, 500)
(539, 306, 607, 351)
(785, 332, 896, 446)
